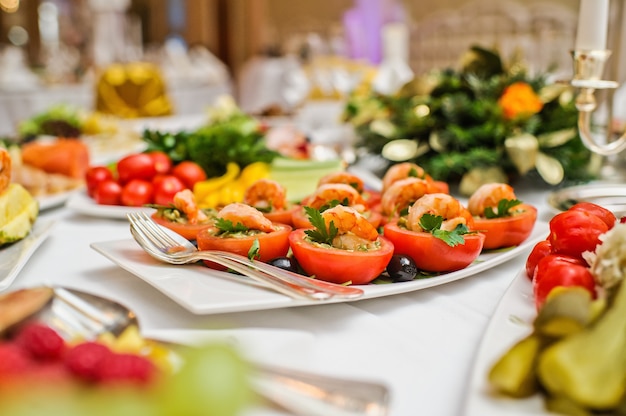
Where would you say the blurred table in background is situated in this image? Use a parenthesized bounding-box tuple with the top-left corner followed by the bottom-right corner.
(0, 80, 232, 137)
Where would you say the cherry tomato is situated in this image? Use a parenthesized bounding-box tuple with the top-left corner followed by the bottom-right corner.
(121, 179, 154, 207)
(117, 153, 157, 185)
(525, 239, 552, 280)
(569, 202, 616, 229)
(288, 228, 394, 285)
(146, 151, 173, 175)
(473, 203, 538, 250)
(151, 212, 214, 241)
(85, 166, 114, 198)
(533, 254, 595, 310)
(383, 221, 485, 272)
(93, 179, 122, 205)
(196, 223, 291, 271)
(153, 175, 186, 206)
(548, 210, 608, 260)
(172, 161, 207, 189)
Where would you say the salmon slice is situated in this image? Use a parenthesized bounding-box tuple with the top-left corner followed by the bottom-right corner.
(21, 139, 90, 179)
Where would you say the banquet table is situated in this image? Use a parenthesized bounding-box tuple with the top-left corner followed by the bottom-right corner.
(9, 171, 560, 415)
(0, 81, 232, 137)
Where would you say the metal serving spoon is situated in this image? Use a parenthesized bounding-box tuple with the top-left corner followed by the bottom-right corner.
(1, 286, 390, 416)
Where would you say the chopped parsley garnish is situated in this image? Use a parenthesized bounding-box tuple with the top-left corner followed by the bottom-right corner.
(484, 199, 522, 219)
(215, 218, 249, 235)
(318, 198, 349, 213)
(408, 167, 424, 179)
(419, 214, 469, 247)
(248, 239, 261, 260)
(304, 206, 338, 245)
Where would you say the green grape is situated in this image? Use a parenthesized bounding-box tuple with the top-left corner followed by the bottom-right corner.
(158, 343, 253, 416)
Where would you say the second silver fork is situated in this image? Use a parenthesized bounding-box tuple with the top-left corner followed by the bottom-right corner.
(127, 212, 364, 301)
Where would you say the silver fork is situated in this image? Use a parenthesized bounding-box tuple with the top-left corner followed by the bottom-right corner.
(127, 212, 364, 301)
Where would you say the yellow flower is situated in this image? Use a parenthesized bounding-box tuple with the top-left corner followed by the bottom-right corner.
(498, 82, 543, 120)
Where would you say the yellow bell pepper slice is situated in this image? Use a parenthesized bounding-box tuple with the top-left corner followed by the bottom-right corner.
(238, 162, 270, 188)
(193, 162, 240, 201)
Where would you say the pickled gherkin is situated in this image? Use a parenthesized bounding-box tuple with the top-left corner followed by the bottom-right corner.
(537, 273, 626, 410)
(487, 287, 604, 408)
(488, 334, 541, 397)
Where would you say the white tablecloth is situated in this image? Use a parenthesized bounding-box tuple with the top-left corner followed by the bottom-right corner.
(10, 177, 557, 416)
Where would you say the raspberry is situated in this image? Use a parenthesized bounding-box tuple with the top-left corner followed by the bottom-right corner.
(27, 361, 71, 384)
(65, 341, 112, 382)
(97, 352, 156, 385)
(0, 342, 33, 377)
(14, 322, 66, 361)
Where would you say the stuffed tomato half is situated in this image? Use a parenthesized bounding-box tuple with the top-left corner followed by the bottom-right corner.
(292, 183, 382, 229)
(150, 189, 216, 240)
(288, 205, 394, 285)
(383, 193, 485, 273)
(243, 178, 299, 227)
(467, 183, 537, 250)
(471, 204, 537, 250)
(196, 203, 291, 270)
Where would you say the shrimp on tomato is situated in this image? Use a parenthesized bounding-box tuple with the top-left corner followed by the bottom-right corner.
(317, 171, 365, 194)
(467, 183, 517, 217)
(302, 183, 366, 211)
(406, 193, 474, 232)
(243, 179, 288, 212)
(380, 177, 436, 217)
(173, 189, 208, 224)
(0, 148, 11, 194)
(322, 205, 379, 250)
(217, 202, 275, 233)
(381, 162, 431, 192)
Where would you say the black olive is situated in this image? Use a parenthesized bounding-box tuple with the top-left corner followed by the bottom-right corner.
(267, 256, 301, 274)
(386, 254, 418, 282)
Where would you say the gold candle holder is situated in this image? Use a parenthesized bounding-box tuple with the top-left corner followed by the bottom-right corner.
(569, 49, 625, 155)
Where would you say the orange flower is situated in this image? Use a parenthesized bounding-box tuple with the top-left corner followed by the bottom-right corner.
(498, 82, 543, 120)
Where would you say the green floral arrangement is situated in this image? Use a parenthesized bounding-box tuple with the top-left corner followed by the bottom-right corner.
(342, 46, 598, 195)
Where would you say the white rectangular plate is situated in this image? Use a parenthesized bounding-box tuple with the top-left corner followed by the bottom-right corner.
(0, 219, 56, 292)
(91, 220, 548, 315)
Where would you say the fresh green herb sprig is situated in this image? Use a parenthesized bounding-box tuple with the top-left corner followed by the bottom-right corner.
(215, 218, 249, 236)
(304, 206, 338, 245)
(248, 239, 261, 260)
(214, 218, 260, 260)
(419, 214, 469, 247)
(484, 199, 522, 219)
(141, 114, 278, 178)
(318, 198, 349, 213)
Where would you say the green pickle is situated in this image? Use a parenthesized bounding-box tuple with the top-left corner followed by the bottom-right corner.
(537, 276, 626, 411)
(488, 286, 613, 412)
(488, 334, 541, 397)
